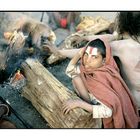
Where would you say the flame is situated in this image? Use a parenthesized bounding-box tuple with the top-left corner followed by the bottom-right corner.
(3, 32, 13, 40)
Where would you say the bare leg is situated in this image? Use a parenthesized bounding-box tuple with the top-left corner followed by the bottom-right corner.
(72, 75, 90, 103)
(47, 12, 59, 30)
(67, 12, 81, 32)
(67, 12, 81, 26)
(67, 12, 75, 32)
(53, 12, 61, 26)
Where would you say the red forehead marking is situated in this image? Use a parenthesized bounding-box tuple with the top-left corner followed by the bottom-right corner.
(89, 47, 93, 54)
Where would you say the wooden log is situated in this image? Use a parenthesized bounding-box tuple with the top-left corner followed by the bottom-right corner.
(21, 58, 101, 128)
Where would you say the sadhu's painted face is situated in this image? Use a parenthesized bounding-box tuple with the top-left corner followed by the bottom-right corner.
(83, 46, 104, 70)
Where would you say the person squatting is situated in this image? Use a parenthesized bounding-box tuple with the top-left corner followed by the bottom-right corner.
(63, 38, 139, 128)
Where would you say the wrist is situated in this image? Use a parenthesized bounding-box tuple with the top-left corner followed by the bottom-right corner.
(73, 99, 81, 107)
(77, 100, 85, 108)
(80, 101, 93, 113)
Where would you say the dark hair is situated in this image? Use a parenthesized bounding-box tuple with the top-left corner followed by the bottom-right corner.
(87, 39, 106, 58)
(116, 12, 140, 42)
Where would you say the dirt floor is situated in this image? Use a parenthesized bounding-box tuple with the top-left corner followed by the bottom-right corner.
(0, 12, 116, 129)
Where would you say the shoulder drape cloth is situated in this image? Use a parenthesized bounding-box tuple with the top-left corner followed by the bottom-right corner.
(80, 39, 139, 128)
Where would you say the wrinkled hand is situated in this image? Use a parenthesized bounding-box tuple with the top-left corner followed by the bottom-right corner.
(42, 43, 58, 55)
(62, 100, 80, 115)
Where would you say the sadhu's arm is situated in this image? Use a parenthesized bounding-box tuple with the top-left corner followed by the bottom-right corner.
(83, 31, 118, 42)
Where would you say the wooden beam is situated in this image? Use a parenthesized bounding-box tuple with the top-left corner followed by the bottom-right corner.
(21, 59, 101, 128)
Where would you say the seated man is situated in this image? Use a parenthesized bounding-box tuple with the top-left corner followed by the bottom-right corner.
(47, 12, 81, 32)
(63, 38, 139, 128)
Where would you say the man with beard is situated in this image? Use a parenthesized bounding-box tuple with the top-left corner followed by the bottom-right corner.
(47, 12, 81, 33)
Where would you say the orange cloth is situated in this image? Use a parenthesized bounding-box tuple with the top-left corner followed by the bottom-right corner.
(15, 72, 23, 81)
(80, 39, 139, 128)
(60, 18, 67, 28)
(12, 71, 24, 83)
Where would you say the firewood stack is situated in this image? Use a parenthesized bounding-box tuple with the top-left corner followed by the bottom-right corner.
(21, 59, 101, 128)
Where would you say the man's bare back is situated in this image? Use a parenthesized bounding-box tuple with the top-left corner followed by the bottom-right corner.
(111, 38, 140, 108)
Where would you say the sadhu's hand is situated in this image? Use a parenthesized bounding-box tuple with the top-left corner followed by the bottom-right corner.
(62, 99, 80, 115)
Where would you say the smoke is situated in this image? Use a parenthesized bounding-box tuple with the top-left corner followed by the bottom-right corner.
(0, 12, 50, 84)
(0, 12, 49, 37)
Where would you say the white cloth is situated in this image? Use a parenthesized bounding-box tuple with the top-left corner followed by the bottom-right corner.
(65, 65, 80, 78)
(89, 94, 112, 118)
